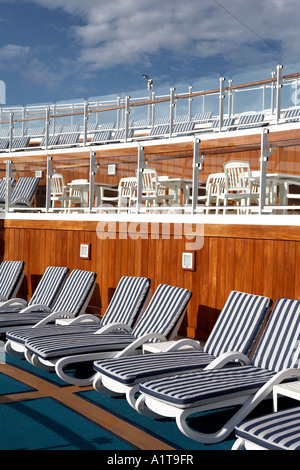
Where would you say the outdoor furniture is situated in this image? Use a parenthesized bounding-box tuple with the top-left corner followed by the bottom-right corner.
(136, 296, 300, 444)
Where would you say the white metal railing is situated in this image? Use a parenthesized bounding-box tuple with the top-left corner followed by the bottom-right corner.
(0, 65, 299, 149)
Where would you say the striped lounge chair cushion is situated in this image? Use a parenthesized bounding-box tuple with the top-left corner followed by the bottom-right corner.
(50, 269, 96, 317)
(99, 276, 151, 327)
(6, 275, 150, 344)
(0, 269, 95, 330)
(203, 291, 272, 357)
(139, 297, 300, 407)
(235, 407, 300, 450)
(94, 350, 217, 385)
(95, 291, 272, 385)
(24, 284, 191, 359)
(139, 366, 277, 407)
(0, 261, 24, 299)
(11, 177, 39, 206)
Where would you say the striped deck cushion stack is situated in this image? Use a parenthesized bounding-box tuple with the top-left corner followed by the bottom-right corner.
(138, 297, 300, 407)
(235, 407, 300, 450)
(95, 291, 272, 385)
(0, 261, 24, 299)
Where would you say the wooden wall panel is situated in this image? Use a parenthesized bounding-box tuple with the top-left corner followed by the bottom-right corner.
(1, 220, 300, 341)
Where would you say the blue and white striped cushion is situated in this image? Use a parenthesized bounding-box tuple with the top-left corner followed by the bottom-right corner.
(24, 284, 191, 359)
(235, 407, 300, 450)
(0, 261, 24, 299)
(139, 366, 276, 406)
(238, 113, 264, 125)
(11, 177, 39, 206)
(139, 297, 300, 407)
(252, 298, 300, 371)
(131, 284, 191, 341)
(51, 269, 96, 316)
(59, 133, 79, 145)
(203, 291, 272, 357)
(28, 266, 69, 307)
(95, 291, 271, 385)
(92, 131, 112, 143)
(94, 350, 217, 385)
(100, 276, 151, 327)
(5, 275, 150, 344)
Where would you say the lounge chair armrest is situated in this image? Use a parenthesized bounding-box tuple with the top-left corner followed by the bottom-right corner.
(165, 338, 202, 352)
(67, 314, 101, 325)
(20, 304, 51, 314)
(94, 322, 133, 334)
(114, 333, 167, 358)
(32, 310, 75, 328)
(0, 298, 28, 310)
(204, 351, 251, 370)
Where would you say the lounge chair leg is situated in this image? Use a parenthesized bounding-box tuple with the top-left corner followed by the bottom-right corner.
(26, 351, 54, 371)
(93, 373, 122, 397)
(4, 340, 24, 358)
(135, 394, 165, 419)
(231, 437, 245, 450)
(55, 356, 97, 386)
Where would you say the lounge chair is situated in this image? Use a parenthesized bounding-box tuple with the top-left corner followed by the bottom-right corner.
(23, 283, 192, 386)
(0, 261, 25, 303)
(0, 266, 69, 333)
(3, 269, 96, 355)
(9, 177, 40, 208)
(232, 406, 300, 450)
(137, 297, 300, 443)
(5, 275, 151, 357)
(93, 291, 272, 410)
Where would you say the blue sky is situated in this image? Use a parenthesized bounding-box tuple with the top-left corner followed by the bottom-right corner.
(0, 0, 300, 107)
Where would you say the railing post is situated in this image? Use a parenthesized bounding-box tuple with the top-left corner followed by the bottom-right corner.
(136, 144, 144, 213)
(89, 151, 95, 213)
(83, 100, 89, 146)
(116, 96, 121, 129)
(188, 86, 193, 121)
(46, 156, 53, 212)
(219, 77, 226, 131)
(44, 107, 50, 150)
(191, 138, 204, 213)
(228, 79, 233, 117)
(169, 87, 176, 136)
(276, 65, 283, 124)
(259, 128, 273, 215)
(9, 113, 14, 151)
(5, 160, 12, 213)
(124, 96, 130, 142)
(151, 91, 156, 126)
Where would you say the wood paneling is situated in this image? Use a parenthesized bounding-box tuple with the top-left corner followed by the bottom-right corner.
(1, 219, 300, 341)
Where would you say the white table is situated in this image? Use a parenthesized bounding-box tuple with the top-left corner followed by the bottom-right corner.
(68, 182, 118, 207)
(158, 177, 194, 205)
(142, 339, 201, 353)
(273, 381, 300, 412)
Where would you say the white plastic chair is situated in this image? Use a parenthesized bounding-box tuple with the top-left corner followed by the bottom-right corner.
(118, 177, 138, 208)
(50, 174, 82, 208)
(220, 161, 260, 214)
(137, 168, 174, 206)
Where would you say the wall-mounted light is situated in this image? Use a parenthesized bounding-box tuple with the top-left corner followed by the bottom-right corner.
(182, 252, 195, 271)
(80, 243, 91, 259)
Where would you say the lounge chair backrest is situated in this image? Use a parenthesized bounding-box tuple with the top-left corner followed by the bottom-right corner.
(51, 269, 96, 316)
(252, 297, 300, 372)
(203, 291, 273, 357)
(91, 131, 112, 143)
(0, 261, 25, 299)
(28, 266, 70, 307)
(11, 177, 40, 206)
(100, 276, 151, 327)
(132, 284, 192, 341)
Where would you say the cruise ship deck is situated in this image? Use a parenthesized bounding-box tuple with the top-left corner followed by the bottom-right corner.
(1, 64, 300, 451)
